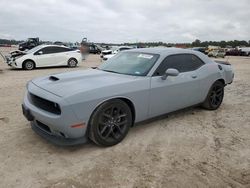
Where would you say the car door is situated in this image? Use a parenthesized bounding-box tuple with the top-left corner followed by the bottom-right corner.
(34, 47, 59, 67)
(52, 47, 70, 65)
(148, 54, 204, 118)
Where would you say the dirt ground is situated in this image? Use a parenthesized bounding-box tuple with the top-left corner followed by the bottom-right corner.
(0, 48, 250, 188)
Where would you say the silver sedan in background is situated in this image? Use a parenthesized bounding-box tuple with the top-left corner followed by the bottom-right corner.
(22, 48, 234, 146)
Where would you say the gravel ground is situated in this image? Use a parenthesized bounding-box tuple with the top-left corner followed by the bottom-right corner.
(0, 48, 250, 188)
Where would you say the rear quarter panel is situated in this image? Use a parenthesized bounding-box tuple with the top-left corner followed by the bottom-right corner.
(198, 61, 233, 102)
(219, 64, 234, 84)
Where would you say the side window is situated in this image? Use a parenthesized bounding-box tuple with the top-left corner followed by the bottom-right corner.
(153, 55, 184, 76)
(43, 47, 55, 54)
(34, 47, 70, 55)
(34, 47, 52, 55)
(153, 54, 205, 76)
(191, 55, 205, 68)
(53, 47, 70, 53)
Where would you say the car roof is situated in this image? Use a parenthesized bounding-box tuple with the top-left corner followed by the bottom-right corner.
(128, 47, 199, 56)
(128, 47, 213, 65)
(119, 46, 133, 49)
(37, 44, 69, 48)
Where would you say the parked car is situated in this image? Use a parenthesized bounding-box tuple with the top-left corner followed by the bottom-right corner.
(225, 49, 243, 56)
(208, 49, 226, 58)
(113, 46, 133, 54)
(88, 44, 103, 54)
(238, 47, 250, 56)
(22, 48, 234, 146)
(100, 48, 114, 58)
(6, 45, 82, 70)
(65, 42, 80, 50)
(102, 54, 116, 61)
(102, 46, 133, 61)
(53, 41, 67, 46)
(18, 38, 40, 51)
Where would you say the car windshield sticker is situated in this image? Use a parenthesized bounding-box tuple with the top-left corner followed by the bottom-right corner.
(138, 54, 153, 59)
(135, 71, 141, 74)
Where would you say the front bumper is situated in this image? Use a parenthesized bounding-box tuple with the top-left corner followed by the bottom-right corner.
(22, 101, 88, 146)
(4, 56, 11, 65)
(31, 121, 88, 146)
(4, 56, 19, 67)
(22, 82, 89, 146)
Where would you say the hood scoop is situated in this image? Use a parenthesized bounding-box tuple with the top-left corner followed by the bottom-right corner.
(49, 76, 60, 81)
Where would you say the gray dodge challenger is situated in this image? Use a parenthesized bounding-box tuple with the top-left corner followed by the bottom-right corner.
(22, 48, 234, 146)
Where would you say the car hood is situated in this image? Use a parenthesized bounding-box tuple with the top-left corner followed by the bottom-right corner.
(102, 50, 112, 53)
(10, 50, 26, 58)
(31, 69, 138, 97)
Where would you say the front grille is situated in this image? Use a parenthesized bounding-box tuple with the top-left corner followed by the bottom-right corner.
(29, 93, 61, 115)
(36, 121, 51, 133)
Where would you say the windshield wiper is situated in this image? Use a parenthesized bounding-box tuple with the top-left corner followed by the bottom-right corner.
(101, 69, 120, 74)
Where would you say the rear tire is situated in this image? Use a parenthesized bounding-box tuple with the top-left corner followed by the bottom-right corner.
(68, 58, 78, 68)
(23, 60, 35, 70)
(202, 81, 224, 110)
(89, 99, 132, 146)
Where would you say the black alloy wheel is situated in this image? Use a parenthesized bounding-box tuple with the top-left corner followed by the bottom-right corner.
(89, 99, 132, 146)
(202, 81, 224, 110)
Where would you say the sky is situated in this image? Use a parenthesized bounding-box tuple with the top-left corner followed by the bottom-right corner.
(0, 0, 249, 43)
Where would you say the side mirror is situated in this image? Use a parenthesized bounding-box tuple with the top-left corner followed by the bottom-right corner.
(161, 68, 179, 80)
(38, 51, 43, 55)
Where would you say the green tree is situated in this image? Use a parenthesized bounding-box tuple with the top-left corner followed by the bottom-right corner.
(192, 39, 201, 47)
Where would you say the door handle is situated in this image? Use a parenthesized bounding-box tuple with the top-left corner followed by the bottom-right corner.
(191, 75, 197, 79)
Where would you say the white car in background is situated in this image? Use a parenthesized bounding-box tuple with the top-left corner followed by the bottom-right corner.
(112, 46, 133, 54)
(6, 45, 82, 70)
(238, 47, 250, 56)
(102, 46, 133, 61)
(208, 49, 226, 58)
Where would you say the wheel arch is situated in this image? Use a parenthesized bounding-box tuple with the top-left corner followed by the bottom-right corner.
(86, 97, 136, 140)
(117, 97, 136, 125)
(217, 78, 225, 86)
(201, 78, 225, 110)
(98, 97, 135, 124)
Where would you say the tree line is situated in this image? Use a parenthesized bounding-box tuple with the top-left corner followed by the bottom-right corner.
(191, 39, 250, 48)
(0, 38, 24, 45)
(124, 39, 250, 48)
(1, 38, 250, 48)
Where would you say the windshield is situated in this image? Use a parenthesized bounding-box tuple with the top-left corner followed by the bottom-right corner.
(98, 52, 159, 76)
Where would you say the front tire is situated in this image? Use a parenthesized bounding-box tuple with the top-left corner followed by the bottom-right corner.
(89, 99, 132, 146)
(202, 81, 224, 110)
(23, 60, 35, 70)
